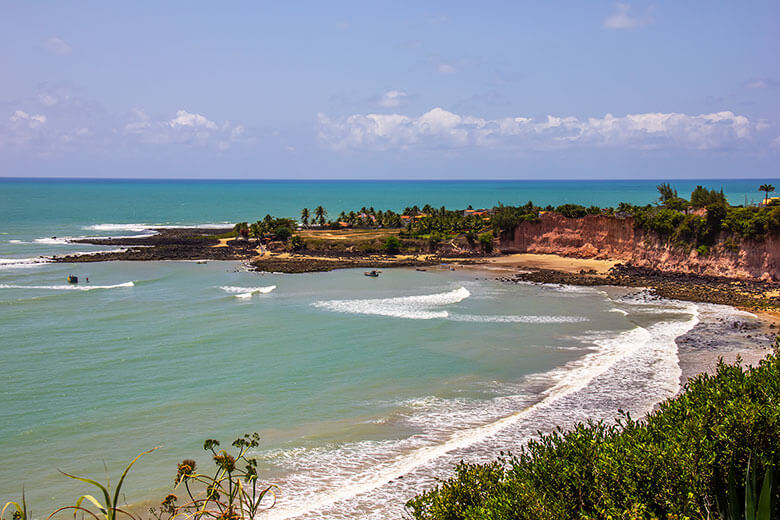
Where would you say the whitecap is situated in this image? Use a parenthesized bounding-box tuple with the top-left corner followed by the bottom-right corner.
(0, 257, 52, 269)
(220, 285, 276, 298)
(33, 237, 70, 245)
(83, 222, 231, 233)
(313, 287, 470, 320)
(0, 281, 134, 291)
(449, 314, 589, 323)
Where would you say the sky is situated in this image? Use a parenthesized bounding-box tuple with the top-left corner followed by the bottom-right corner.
(0, 2, 778, 179)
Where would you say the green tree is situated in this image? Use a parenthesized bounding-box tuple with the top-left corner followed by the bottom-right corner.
(691, 185, 726, 208)
(384, 235, 401, 254)
(233, 222, 249, 239)
(759, 184, 775, 205)
(314, 206, 327, 226)
(300, 208, 310, 228)
(274, 225, 292, 242)
(657, 182, 678, 203)
(478, 232, 493, 253)
(249, 222, 262, 243)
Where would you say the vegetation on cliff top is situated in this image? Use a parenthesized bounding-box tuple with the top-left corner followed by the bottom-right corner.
(407, 340, 780, 520)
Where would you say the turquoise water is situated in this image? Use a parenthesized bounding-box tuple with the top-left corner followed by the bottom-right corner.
(0, 179, 770, 518)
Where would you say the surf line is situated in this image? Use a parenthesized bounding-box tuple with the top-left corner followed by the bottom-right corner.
(264, 311, 699, 520)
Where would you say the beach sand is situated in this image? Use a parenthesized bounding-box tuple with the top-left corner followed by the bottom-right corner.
(457, 253, 618, 274)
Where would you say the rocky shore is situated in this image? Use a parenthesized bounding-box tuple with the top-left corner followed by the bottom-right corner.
(496, 263, 780, 310)
(54, 227, 445, 273)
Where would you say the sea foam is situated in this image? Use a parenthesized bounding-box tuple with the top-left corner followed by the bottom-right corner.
(220, 285, 276, 299)
(260, 300, 699, 520)
(0, 257, 52, 269)
(313, 287, 471, 320)
(0, 281, 134, 291)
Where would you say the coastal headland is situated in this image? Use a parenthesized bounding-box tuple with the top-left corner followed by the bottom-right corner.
(55, 203, 780, 314)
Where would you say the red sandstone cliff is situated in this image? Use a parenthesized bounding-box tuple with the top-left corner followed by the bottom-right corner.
(501, 213, 779, 281)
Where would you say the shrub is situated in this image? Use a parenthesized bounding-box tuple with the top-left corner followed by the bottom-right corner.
(290, 234, 305, 251)
(384, 235, 401, 255)
(556, 204, 588, 219)
(478, 232, 493, 253)
(274, 225, 292, 242)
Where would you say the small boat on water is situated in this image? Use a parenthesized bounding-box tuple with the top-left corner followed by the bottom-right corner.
(364, 270, 380, 277)
(67, 274, 78, 284)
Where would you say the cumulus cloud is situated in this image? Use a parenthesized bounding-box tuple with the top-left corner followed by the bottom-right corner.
(603, 3, 652, 29)
(10, 110, 47, 128)
(378, 90, 408, 108)
(44, 37, 72, 54)
(317, 108, 759, 152)
(123, 109, 241, 147)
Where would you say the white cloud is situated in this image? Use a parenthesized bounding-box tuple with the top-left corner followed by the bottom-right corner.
(123, 109, 240, 148)
(168, 110, 218, 129)
(438, 63, 456, 74)
(44, 37, 72, 55)
(603, 3, 651, 29)
(378, 90, 408, 108)
(10, 110, 47, 128)
(317, 108, 759, 152)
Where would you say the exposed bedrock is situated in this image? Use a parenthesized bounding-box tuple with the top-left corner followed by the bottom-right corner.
(501, 213, 779, 280)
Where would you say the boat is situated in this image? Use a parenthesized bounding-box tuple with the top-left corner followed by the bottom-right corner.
(67, 274, 78, 284)
(364, 270, 380, 277)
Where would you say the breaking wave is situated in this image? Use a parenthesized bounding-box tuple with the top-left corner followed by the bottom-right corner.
(260, 302, 699, 520)
(220, 285, 277, 299)
(0, 281, 134, 291)
(313, 287, 471, 320)
(0, 257, 52, 270)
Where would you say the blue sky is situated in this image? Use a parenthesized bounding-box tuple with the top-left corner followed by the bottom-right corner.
(1, 2, 778, 179)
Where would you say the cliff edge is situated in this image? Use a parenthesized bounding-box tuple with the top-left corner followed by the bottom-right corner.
(501, 213, 779, 281)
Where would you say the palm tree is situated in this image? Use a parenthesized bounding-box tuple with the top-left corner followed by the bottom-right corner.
(759, 184, 775, 205)
(300, 208, 310, 228)
(233, 222, 249, 239)
(249, 222, 262, 243)
(314, 206, 327, 227)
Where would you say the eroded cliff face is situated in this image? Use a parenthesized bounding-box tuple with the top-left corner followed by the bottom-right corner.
(501, 213, 779, 280)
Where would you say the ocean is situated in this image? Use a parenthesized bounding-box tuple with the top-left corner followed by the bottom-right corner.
(0, 178, 774, 518)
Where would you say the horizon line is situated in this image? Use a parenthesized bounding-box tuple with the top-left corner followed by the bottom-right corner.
(1, 176, 778, 182)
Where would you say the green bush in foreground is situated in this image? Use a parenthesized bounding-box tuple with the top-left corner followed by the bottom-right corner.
(407, 339, 780, 520)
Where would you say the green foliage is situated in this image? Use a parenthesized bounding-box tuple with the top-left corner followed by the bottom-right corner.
(290, 234, 305, 251)
(384, 235, 401, 254)
(697, 244, 710, 256)
(274, 225, 292, 242)
(491, 202, 539, 239)
(691, 185, 727, 208)
(407, 341, 780, 520)
(716, 459, 777, 520)
(44, 447, 158, 520)
(150, 433, 275, 520)
(657, 182, 678, 203)
(555, 204, 588, 219)
(722, 206, 780, 240)
(478, 232, 493, 253)
(759, 184, 776, 205)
